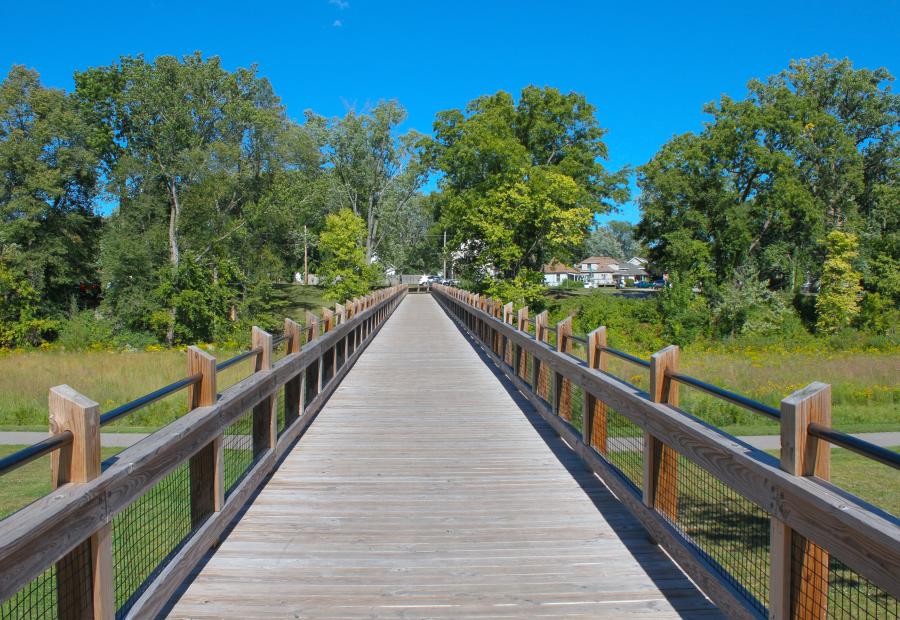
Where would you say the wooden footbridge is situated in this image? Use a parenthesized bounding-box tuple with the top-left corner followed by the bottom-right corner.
(0, 286, 898, 619)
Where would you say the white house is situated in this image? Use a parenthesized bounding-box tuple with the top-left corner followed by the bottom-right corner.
(542, 259, 581, 286)
(579, 256, 621, 286)
(578, 256, 650, 287)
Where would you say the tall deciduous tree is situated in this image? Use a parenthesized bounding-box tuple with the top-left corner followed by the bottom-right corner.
(429, 87, 628, 304)
(307, 101, 426, 262)
(0, 66, 101, 325)
(76, 53, 294, 342)
(637, 56, 899, 293)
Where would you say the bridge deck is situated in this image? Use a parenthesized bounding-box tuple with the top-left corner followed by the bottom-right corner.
(169, 295, 720, 618)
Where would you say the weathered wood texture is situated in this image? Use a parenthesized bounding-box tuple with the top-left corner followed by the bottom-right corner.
(0, 287, 406, 613)
(431, 286, 900, 607)
(169, 294, 719, 619)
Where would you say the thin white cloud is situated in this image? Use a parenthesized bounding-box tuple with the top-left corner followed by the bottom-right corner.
(329, 0, 349, 9)
(333, 19, 343, 27)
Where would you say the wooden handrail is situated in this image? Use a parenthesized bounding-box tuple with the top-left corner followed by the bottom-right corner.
(0, 285, 407, 618)
(431, 284, 900, 619)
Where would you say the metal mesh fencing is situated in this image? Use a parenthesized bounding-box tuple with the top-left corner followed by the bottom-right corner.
(659, 454, 771, 615)
(224, 410, 254, 497)
(0, 542, 93, 619)
(593, 402, 644, 492)
(790, 534, 899, 619)
(112, 461, 193, 618)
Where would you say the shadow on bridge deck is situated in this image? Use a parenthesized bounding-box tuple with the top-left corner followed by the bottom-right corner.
(165, 295, 721, 619)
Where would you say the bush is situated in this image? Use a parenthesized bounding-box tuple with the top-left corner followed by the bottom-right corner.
(551, 290, 666, 354)
(58, 310, 158, 351)
(657, 276, 708, 346)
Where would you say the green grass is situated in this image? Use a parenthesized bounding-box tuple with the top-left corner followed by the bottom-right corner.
(0, 445, 124, 519)
(0, 283, 327, 432)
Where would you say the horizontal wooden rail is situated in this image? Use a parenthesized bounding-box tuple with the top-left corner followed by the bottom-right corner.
(0, 285, 406, 619)
(432, 285, 900, 620)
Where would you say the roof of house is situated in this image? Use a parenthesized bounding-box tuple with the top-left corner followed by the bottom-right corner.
(580, 256, 620, 266)
(627, 257, 648, 265)
(542, 259, 578, 274)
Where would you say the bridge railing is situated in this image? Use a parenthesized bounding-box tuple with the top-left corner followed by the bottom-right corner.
(0, 285, 406, 619)
(432, 284, 899, 620)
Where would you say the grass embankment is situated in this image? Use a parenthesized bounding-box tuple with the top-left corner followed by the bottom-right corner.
(0, 284, 329, 432)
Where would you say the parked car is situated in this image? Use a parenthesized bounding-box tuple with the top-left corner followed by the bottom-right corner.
(634, 280, 653, 289)
(651, 279, 667, 289)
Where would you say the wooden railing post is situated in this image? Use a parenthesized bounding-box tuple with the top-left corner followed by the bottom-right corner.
(584, 326, 608, 454)
(554, 317, 573, 421)
(251, 327, 276, 458)
(49, 385, 113, 620)
(320, 307, 336, 381)
(516, 306, 529, 380)
(532, 311, 550, 400)
(770, 382, 832, 620)
(502, 302, 514, 365)
(305, 311, 321, 398)
(644, 345, 679, 520)
(283, 318, 303, 429)
(187, 346, 220, 529)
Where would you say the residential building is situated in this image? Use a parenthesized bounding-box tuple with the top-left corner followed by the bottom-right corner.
(578, 256, 650, 287)
(542, 259, 582, 286)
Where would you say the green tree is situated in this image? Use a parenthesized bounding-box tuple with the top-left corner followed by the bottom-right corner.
(816, 231, 863, 334)
(307, 101, 426, 262)
(637, 56, 898, 294)
(0, 66, 101, 322)
(429, 87, 628, 304)
(76, 53, 295, 342)
(318, 209, 375, 302)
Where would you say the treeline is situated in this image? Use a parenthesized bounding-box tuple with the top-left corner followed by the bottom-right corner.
(0, 54, 436, 348)
(1, 53, 897, 350)
(429, 56, 898, 342)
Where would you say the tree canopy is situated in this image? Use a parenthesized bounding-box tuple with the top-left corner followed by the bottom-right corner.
(428, 86, 629, 303)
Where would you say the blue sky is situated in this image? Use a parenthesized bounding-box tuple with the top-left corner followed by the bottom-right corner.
(2, 0, 897, 223)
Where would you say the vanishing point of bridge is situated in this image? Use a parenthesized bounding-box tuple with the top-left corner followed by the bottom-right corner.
(169, 294, 715, 618)
(0, 286, 897, 619)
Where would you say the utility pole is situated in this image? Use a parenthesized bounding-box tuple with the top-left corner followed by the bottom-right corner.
(303, 224, 309, 285)
(442, 229, 447, 279)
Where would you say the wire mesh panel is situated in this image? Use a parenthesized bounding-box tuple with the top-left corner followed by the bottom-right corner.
(321, 348, 335, 386)
(0, 542, 93, 619)
(223, 410, 254, 496)
(790, 535, 900, 619)
(568, 383, 584, 434)
(594, 405, 644, 491)
(659, 454, 771, 615)
(112, 461, 193, 618)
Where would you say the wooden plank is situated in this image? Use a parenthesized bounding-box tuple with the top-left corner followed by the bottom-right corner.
(188, 347, 219, 528)
(430, 287, 900, 602)
(0, 289, 406, 604)
(283, 318, 303, 429)
(554, 316, 573, 421)
(251, 326, 276, 457)
(585, 326, 608, 454)
(433, 293, 759, 620)
(645, 345, 679, 520)
(169, 294, 718, 619)
(771, 383, 832, 620)
(48, 385, 113, 620)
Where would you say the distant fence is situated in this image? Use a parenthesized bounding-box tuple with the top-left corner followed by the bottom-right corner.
(432, 284, 899, 620)
(0, 286, 406, 619)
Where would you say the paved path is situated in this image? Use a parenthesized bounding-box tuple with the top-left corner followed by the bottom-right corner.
(167, 294, 720, 619)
